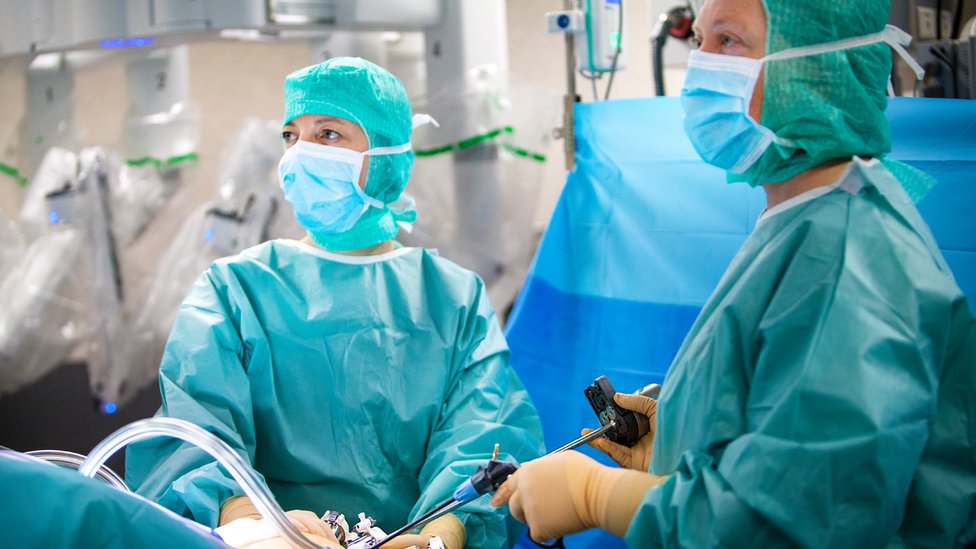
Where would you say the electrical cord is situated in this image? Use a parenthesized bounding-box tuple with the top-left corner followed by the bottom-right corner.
(928, 44, 959, 97)
(951, 0, 965, 39)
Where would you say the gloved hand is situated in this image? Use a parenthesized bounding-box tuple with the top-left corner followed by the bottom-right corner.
(381, 513, 465, 549)
(585, 393, 657, 471)
(218, 495, 337, 539)
(220, 495, 261, 524)
(489, 451, 666, 541)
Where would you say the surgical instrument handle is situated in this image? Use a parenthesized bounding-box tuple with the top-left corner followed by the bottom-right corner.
(370, 457, 518, 548)
(552, 379, 661, 455)
(373, 382, 662, 548)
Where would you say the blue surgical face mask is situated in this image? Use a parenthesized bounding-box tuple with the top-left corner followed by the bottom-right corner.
(680, 25, 923, 174)
(278, 139, 411, 235)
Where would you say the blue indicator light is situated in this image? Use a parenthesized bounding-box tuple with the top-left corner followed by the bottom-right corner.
(204, 227, 214, 243)
(49, 210, 60, 225)
(557, 14, 570, 28)
(102, 402, 118, 414)
(100, 37, 154, 49)
(100, 38, 126, 49)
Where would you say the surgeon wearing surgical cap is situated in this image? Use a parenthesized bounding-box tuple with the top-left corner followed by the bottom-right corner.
(126, 57, 544, 549)
(492, 0, 976, 547)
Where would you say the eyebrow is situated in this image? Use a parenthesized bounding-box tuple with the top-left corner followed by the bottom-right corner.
(311, 116, 354, 128)
(282, 115, 349, 129)
(693, 17, 756, 44)
(706, 19, 740, 34)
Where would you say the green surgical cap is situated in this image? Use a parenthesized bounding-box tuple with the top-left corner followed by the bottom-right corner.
(732, 0, 935, 201)
(283, 56, 414, 203)
(283, 57, 416, 250)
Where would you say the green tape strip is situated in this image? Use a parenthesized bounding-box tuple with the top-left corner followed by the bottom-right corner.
(166, 152, 199, 165)
(127, 152, 199, 167)
(0, 161, 28, 187)
(126, 156, 163, 167)
(415, 144, 453, 157)
(415, 126, 544, 163)
(502, 144, 547, 163)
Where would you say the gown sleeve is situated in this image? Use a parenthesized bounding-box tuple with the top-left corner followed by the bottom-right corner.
(410, 276, 546, 549)
(125, 267, 262, 528)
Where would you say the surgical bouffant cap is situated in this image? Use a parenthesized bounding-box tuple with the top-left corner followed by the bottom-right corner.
(282, 57, 417, 251)
(731, 0, 935, 201)
(283, 57, 414, 203)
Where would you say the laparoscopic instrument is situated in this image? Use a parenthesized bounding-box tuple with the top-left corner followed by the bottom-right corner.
(369, 377, 660, 548)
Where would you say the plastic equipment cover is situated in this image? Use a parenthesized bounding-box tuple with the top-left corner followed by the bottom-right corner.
(114, 119, 301, 405)
(0, 148, 88, 394)
(404, 66, 559, 314)
(505, 97, 976, 549)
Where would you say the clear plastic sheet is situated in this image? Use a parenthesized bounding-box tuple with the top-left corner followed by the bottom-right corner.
(0, 206, 25, 282)
(75, 149, 128, 410)
(403, 66, 560, 313)
(121, 100, 201, 166)
(110, 161, 184, 246)
(0, 148, 88, 394)
(112, 119, 299, 406)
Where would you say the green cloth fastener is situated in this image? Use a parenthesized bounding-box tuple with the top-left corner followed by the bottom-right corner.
(416, 126, 546, 163)
(0, 161, 28, 187)
(126, 152, 199, 168)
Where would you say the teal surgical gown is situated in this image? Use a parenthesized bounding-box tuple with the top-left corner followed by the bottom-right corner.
(125, 240, 544, 549)
(627, 158, 976, 547)
(0, 454, 227, 547)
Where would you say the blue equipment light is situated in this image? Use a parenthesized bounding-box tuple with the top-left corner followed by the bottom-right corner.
(100, 36, 154, 49)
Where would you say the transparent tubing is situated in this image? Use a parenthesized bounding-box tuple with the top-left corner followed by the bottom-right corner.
(78, 417, 324, 549)
(26, 449, 129, 491)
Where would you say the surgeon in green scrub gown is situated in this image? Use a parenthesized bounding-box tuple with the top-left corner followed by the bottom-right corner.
(491, 0, 976, 547)
(125, 57, 544, 549)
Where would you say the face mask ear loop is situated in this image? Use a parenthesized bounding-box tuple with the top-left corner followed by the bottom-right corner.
(882, 26, 925, 99)
(760, 30, 886, 63)
(761, 24, 923, 80)
(884, 33, 925, 81)
(412, 113, 440, 129)
(364, 142, 413, 156)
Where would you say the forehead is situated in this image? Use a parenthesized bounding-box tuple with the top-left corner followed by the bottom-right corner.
(694, 0, 766, 34)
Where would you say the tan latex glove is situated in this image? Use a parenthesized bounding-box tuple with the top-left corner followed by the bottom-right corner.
(381, 513, 465, 549)
(218, 495, 337, 540)
(584, 393, 657, 471)
(220, 496, 262, 524)
(490, 451, 666, 541)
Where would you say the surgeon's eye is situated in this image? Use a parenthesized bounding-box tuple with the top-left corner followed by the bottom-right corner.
(319, 129, 341, 142)
(689, 35, 702, 49)
(282, 130, 296, 145)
